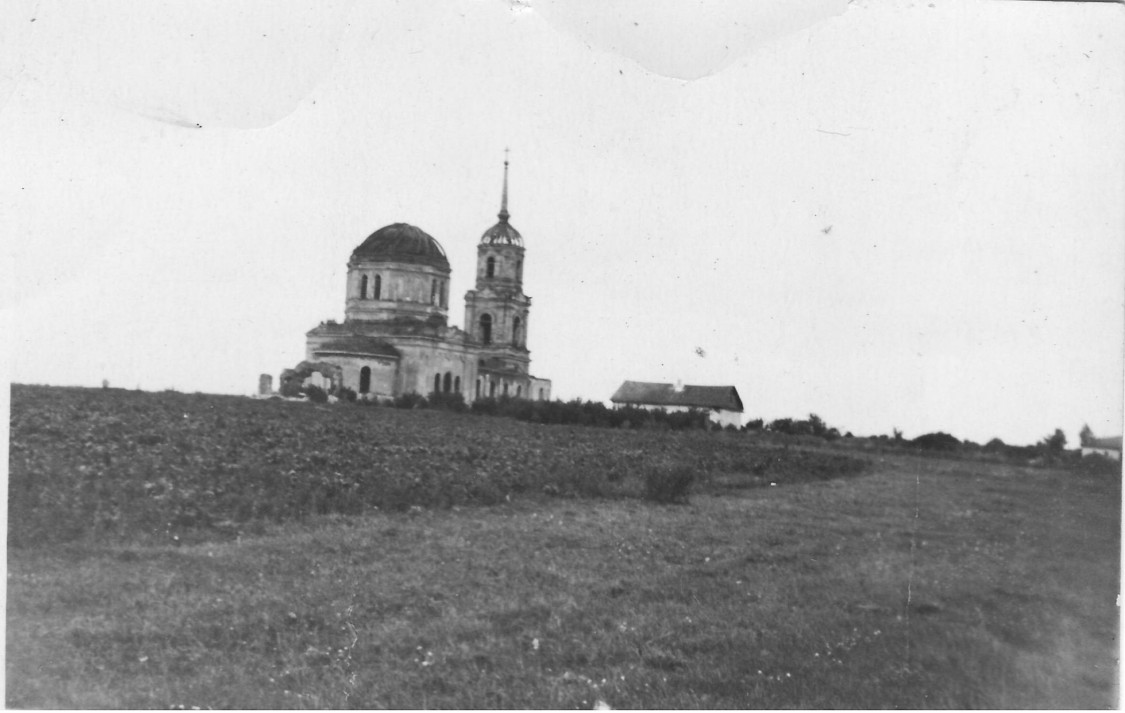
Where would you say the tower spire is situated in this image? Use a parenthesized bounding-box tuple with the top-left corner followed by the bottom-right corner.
(498, 148, 510, 223)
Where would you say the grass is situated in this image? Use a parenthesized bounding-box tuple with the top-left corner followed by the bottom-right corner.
(7, 385, 868, 546)
(7, 415, 1120, 708)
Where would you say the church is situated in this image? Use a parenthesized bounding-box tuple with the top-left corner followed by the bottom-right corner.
(291, 158, 551, 403)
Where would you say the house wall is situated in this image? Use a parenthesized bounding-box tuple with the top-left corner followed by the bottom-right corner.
(1081, 446, 1122, 461)
(618, 403, 741, 427)
(708, 408, 742, 428)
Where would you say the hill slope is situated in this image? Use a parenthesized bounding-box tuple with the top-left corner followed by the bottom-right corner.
(8, 385, 864, 546)
(6, 386, 1120, 707)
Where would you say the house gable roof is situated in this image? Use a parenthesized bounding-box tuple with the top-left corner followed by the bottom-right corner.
(1086, 435, 1123, 451)
(610, 381, 743, 412)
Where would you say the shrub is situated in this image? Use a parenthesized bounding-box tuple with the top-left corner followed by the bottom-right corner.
(767, 414, 841, 439)
(303, 385, 328, 403)
(393, 392, 428, 409)
(664, 409, 710, 431)
(278, 379, 303, 398)
(644, 465, 695, 504)
(336, 387, 357, 402)
(912, 432, 960, 451)
(428, 391, 467, 412)
(1075, 453, 1122, 476)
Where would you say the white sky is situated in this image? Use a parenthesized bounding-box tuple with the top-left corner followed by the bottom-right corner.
(2, 0, 1123, 446)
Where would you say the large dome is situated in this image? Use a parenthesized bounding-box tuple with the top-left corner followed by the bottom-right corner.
(352, 223, 450, 270)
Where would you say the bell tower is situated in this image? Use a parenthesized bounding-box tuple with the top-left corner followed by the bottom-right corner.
(464, 152, 532, 382)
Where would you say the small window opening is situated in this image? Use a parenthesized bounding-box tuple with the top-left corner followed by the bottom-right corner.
(512, 317, 521, 347)
(454, 376, 461, 393)
(434, 373, 441, 394)
(443, 372, 452, 393)
(480, 314, 492, 345)
(359, 366, 371, 393)
(374, 274, 382, 300)
(359, 275, 368, 299)
(486, 256, 496, 278)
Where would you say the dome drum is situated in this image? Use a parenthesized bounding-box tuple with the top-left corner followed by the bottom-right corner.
(345, 223, 452, 323)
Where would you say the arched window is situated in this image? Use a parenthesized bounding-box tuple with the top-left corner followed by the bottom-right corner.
(431, 279, 438, 305)
(441, 281, 448, 308)
(516, 385, 522, 397)
(480, 314, 492, 345)
(538, 388, 545, 400)
(434, 373, 441, 395)
(486, 256, 496, 278)
(511, 317, 521, 347)
(373, 274, 381, 300)
(476, 378, 482, 398)
(443, 372, 452, 393)
(454, 376, 461, 393)
(359, 275, 368, 299)
(490, 380, 497, 397)
(359, 366, 371, 393)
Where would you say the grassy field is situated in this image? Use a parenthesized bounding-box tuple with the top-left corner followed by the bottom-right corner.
(6, 387, 1121, 708)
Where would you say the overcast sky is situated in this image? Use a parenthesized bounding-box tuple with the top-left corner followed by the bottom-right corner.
(3, 0, 1123, 446)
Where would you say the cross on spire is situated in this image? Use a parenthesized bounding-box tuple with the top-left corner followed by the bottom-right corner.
(498, 148, 510, 222)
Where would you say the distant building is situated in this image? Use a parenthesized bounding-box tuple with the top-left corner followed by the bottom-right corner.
(610, 380, 744, 427)
(292, 157, 551, 402)
(1081, 435, 1122, 461)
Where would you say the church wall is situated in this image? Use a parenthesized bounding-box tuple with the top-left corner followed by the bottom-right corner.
(475, 372, 543, 400)
(529, 376, 552, 401)
(393, 341, 478, 400)
(306, 339, 482, 402)
(344, 353, 398, 393)
(463, 291, 531, 349)
(475, 244, 524, 284)
(307, 355, 397, 398)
